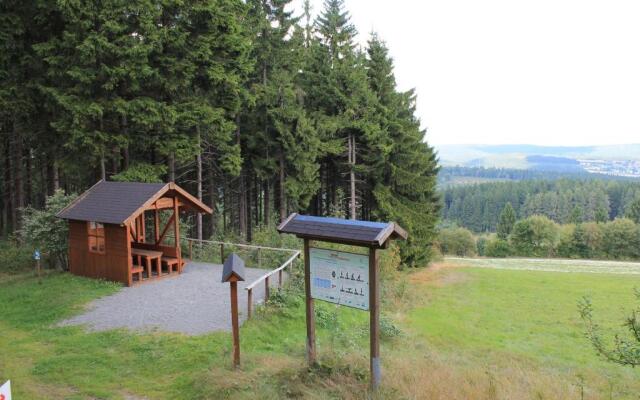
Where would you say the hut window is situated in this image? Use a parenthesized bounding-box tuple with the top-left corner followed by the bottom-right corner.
(88, 221, 105, 254)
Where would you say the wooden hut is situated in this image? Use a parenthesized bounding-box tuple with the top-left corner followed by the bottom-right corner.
(57, 181, 212, 286)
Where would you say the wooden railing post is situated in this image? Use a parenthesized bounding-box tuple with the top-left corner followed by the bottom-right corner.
(220, 243, 224, 264)
(265, 276, 270, 301)
(278, 269, 283, 288)
(247, 288, 253, 319)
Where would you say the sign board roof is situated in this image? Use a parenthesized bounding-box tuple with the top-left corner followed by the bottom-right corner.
(222, 253, 246, 282)
(277, 213, 407, 248)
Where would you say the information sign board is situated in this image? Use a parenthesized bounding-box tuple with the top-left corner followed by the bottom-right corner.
(309, 247, 369, 310)
(0, 380, 11, 400)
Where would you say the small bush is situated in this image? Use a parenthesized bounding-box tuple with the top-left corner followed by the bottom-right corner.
(315, 304, 339, 329)
(380, 315, 402, 339)
(0, 240, 34, 273)
(484, 238, 511, 258)
(476, 236, 488, 256)
(21, 190, 77, 269)
(437, 227, 476, 257)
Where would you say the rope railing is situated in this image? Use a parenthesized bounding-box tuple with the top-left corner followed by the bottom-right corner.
(185, 238, 301, 319)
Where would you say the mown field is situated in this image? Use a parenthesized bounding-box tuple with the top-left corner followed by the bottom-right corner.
(1, 257, 639, 399)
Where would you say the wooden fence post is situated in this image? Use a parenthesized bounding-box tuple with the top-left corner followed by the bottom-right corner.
(278, 269, 283, 288)
(220, 243, 224, 263)
(264, 276, 270, 301)
(247, 288, 253, 319)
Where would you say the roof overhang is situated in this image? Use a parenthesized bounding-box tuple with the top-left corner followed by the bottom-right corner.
(277, 213, 407, 249)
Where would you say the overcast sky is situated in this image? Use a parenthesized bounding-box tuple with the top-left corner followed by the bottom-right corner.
(291, 0, 640, 146)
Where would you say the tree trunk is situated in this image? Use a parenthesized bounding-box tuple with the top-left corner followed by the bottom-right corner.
(121, 115, 129, 170)
(52, 159, 60, 192)
(349, 133, 356, 220)
(168, 152, 175, 182)
(3, 137, 12, 235)
(196, 127, 203, 241)
(236, 118, 246, 237)
(247, 173, 252, 242)
(111, 146, 119, 176)
(100, 154, 106, 181)
(25, 147, 33, 207)
(279, 152, 286, 222)
(207, 165, 216, 238)
(12, 122, 23, 230)
(263, 179, 270, 226)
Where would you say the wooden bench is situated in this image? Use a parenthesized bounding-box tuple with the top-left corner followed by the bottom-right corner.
(162, 257, 180, 274)
(131, 265, 144, 282)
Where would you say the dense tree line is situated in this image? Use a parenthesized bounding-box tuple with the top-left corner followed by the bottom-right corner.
(439, 206, 640, 261)
(442, 179, 640, 232)
(0, 0, 439, 266)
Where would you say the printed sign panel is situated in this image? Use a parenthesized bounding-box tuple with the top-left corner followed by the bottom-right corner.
(0, 380, 11, 400)
(310, 248, 369, 310)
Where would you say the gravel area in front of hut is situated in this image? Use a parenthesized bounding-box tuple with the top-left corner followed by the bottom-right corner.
(61, 261, 283, 335)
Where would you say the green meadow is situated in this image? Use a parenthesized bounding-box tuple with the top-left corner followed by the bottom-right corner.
(1, 259, 639, 399)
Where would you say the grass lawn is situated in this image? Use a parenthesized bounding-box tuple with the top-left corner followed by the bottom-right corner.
(405, 261, 640, 399)
(1, 259, 639, 399)
(0, 271, 373, 400)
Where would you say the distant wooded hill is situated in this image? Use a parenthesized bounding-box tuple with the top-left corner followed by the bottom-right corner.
(438, 166, 636, 187)
(436, 144, 640, 176)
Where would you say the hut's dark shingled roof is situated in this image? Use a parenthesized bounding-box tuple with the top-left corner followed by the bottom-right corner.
(57, 181, 167, 225)
(277, 214, 407, 247)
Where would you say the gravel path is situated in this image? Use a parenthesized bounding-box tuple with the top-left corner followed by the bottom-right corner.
(61, 261, 285, 335)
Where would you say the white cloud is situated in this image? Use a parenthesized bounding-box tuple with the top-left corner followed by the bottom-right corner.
(291, 0, 640, 146)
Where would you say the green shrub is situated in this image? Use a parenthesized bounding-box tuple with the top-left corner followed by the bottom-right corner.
(484, 238, 511, 258)
(21, 190, 78, 269)
(379, 315, 402, 339)
(511, 215, 558, 257)
(0, 240, 34, 273)
(315, 304, 339, 329)
(111, 162, 166, 183)
(437, 227, 476, 256)
(476, 236, 488, 256)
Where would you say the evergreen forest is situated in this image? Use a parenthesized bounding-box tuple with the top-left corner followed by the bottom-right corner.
(0, 0, 440, 266)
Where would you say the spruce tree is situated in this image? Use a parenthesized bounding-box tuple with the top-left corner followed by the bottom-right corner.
(365, 34, 439, 267)
(497, 202, 516, 239)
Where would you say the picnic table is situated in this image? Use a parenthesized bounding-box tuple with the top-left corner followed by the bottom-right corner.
(132, 248, 163, 279)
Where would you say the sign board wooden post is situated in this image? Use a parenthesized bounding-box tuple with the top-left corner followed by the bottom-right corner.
(222, 253, 246, 368)
(34, 249, 41, 284)
(278, 214, 407, 392)
(369, 247, 380, 389)
(303, 239, 317, 364)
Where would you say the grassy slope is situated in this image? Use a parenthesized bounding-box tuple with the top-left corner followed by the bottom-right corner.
(2, 262, 640, 399)
(406, 264, 640, 399)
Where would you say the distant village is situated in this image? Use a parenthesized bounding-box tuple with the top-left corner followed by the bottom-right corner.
(578, 159, 640, 177)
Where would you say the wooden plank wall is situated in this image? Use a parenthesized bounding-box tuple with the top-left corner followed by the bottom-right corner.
(68, 220, 130, 285)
